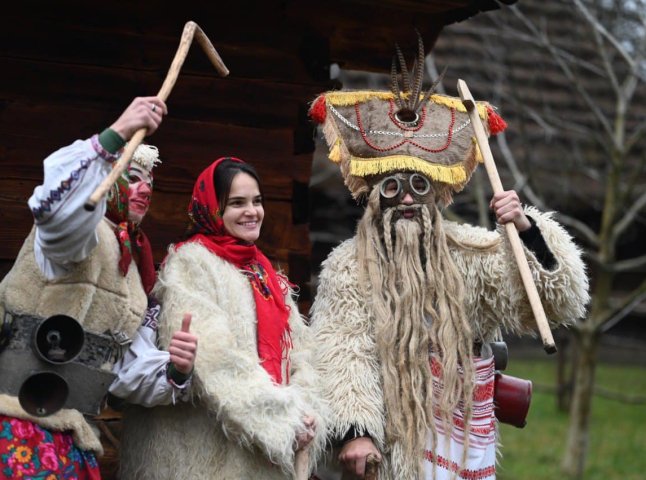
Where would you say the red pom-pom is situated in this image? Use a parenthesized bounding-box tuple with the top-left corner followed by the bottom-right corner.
(486, 105, 507, 135)
(309, 95, 327, 124)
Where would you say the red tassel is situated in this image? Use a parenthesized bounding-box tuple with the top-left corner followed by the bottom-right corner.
(486, 105, 507, 135)
(309, 95, 327, 124)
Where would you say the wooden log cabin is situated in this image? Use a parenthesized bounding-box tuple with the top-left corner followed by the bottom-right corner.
(1, 1, 515, 477)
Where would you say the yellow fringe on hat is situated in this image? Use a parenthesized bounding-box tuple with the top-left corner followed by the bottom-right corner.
(324, 90, 488, 119)
(325, 90, 396, 105)
(349, 155, 467, 186)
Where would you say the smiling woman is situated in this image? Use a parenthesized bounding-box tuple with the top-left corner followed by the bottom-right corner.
(118, 157, 327, 480)
(219, 166, 265, 244)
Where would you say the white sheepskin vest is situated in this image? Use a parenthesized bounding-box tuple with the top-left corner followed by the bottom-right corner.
(0, 219, 148, 452)
(119, 242, 327, 480)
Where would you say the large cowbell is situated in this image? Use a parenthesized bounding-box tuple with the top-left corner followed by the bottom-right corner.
(0, 312, 117, 417)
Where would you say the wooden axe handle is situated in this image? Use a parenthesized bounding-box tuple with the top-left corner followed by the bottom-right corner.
(84, 21, 228, 211)
(457, 79, 557, 354)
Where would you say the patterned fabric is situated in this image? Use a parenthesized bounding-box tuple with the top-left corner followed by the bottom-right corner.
(142, 296, 161, 331)
(173, 157, 292, 384)
(105, 171, 155, 294)
(424, 355, 496, 479)
(31, 159, 93, 222)
(0, 416, 100, 480)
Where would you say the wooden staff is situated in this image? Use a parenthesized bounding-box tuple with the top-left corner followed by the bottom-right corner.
(84, 21, 229, 211)
(457, 79, 557, 354)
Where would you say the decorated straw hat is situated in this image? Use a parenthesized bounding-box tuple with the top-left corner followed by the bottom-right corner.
(309, 37, 506, 202)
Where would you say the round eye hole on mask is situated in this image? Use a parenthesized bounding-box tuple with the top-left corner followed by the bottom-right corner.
(409, 173, 430, 196)
(379, 176, 402, 199)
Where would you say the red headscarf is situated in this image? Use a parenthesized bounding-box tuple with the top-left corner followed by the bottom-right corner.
(175, 157, 292, 384)
(105, 173, 156, 295)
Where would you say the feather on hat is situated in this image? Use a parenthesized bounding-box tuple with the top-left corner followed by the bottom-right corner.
(309, 36, 506, 202)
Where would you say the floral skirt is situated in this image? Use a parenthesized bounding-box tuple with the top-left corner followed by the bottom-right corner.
(0, 415, 101, 479)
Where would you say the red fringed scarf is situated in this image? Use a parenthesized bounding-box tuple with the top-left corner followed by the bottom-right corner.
(105, 174, 156, 295)
(175, 157, 292, 384)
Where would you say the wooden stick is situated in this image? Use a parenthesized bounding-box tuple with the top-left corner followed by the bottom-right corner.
(84, 21, 229, 211)
(457, 79, 557, 354)
(294, 446, 310, 480)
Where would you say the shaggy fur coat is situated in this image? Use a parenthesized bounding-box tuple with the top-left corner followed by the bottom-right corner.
(311, 207, 589, 479)
(0, 220, 147, 452)
(119, 242, 327, 480)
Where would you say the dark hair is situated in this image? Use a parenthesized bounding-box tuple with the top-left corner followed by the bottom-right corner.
(214, 159, 263, 215)
(180, 158, 263, 241)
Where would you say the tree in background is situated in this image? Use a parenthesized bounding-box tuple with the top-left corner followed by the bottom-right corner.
(432, 0, 646, 477)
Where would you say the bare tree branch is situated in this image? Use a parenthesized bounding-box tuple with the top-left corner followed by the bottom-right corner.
(608, 254, 646, 273)
(626, 119, 646, 152)
(573, 0, 639, 72)
(495, 132, 600, 247)
(620, 153, 646, 207)
(508, 4, 615, 138)
(612, 189, 646, 241)
(580, 1, 621, 95)
(450, 22, 606, 77)
(599, 278, 646, 332)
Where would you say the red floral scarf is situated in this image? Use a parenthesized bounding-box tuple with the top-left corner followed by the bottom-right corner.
(175, 157, 291, 384)
(105, 173, 156, 295)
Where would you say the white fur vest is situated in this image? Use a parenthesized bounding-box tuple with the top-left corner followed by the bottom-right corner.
(311, 208, 590, 480)
(119, 242, 327, 480)
(0, 219, 147, 452)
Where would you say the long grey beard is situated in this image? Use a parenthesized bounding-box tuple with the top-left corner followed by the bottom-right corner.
(373, 206, 435, 479)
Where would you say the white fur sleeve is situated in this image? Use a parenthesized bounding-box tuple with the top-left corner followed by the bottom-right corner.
(310, 239, 387, 450)
(153, 244, 311, 472)
(453, 207, 590, 339)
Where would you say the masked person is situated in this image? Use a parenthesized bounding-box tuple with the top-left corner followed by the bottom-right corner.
(307, 50, 590, 480)
(118, 157, 327, 480)
(0, 96, 168, 478)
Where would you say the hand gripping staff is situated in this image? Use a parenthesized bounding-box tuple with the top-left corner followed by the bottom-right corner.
(295, 448, 381, 480)
(84, 21, 229, 211)
(457, 79, 557, 354)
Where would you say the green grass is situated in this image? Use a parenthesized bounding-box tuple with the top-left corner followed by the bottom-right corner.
(496, 359, 646, 479)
